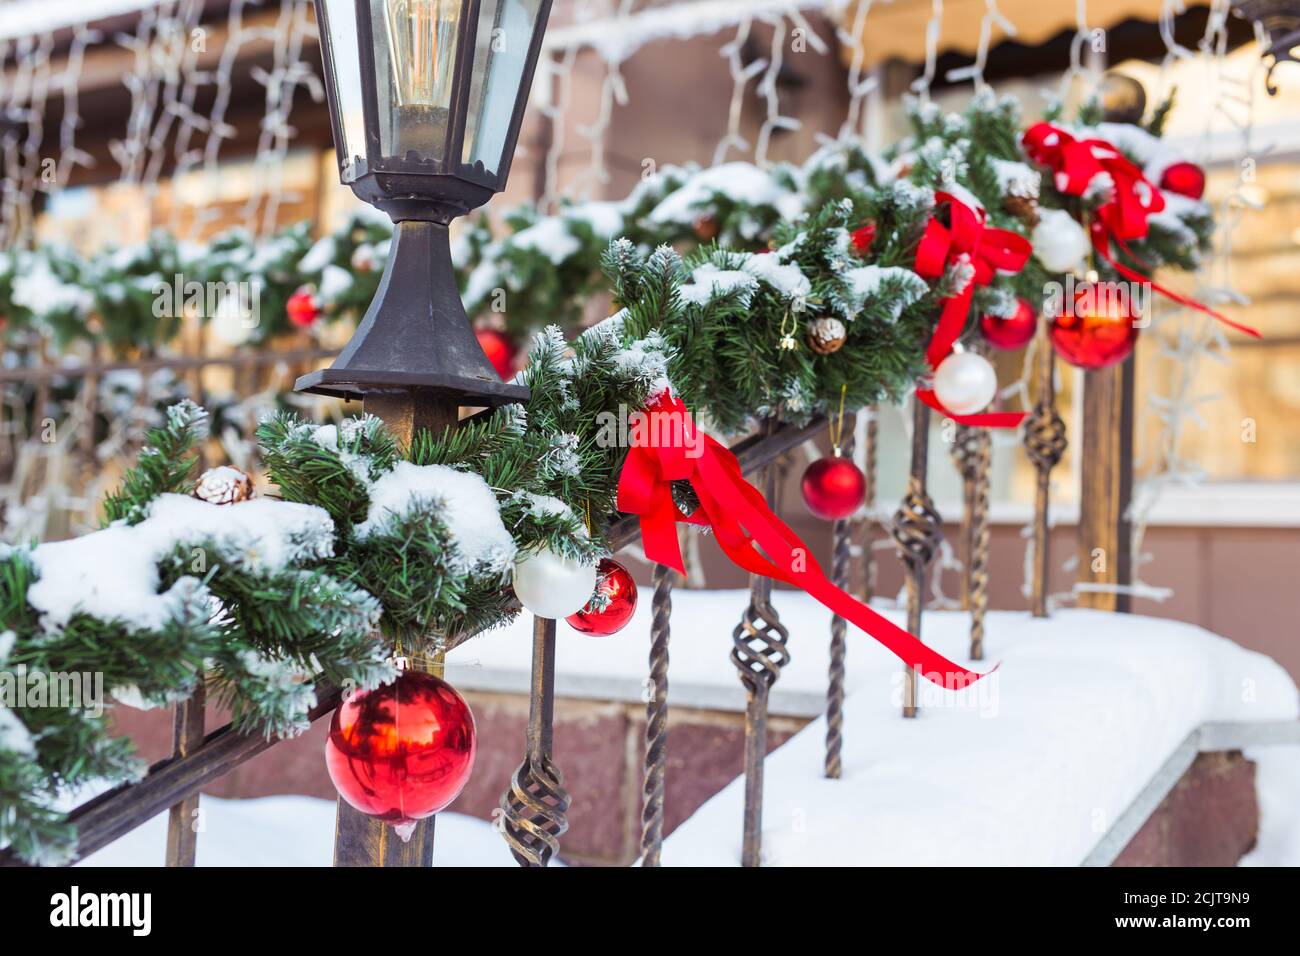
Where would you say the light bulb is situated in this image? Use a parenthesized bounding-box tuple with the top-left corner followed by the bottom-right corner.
(384, 0, 460, 108)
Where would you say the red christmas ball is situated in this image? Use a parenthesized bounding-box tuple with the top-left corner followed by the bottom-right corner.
(980, 298, 1038, 351)
(286, 286, 321, 328)
(801, 455, 866, 521)
(1159, 161, 1206, 201)
(851, 222, 877, 255)
(1050, 289, 1139, 370)
(566, 558, 638, 636)
(476, 328, 517, 380)
(325, 670, 476, 830)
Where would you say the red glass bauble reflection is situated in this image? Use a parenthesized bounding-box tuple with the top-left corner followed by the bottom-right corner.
(325, 670, 476, 829)
(566, 558, 638, 636)
(1050, 290, 1139, 370)
(979, 298, 1038, 351)
(801, 455, 866, 521)
(476, 328, 517, 380)
(1159, 161, 1206, 201)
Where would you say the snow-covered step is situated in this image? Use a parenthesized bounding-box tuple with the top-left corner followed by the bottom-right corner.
(620, 604, 1296, 866)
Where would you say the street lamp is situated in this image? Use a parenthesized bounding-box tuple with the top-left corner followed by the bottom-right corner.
(1232, 0, 1300, 95)
(297, 0, 554, 407)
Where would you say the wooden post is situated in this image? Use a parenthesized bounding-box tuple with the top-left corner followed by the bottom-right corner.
(1076, 358, 1134, 612)
(163, 683, 205, 866)
(333, 389, 458, 868)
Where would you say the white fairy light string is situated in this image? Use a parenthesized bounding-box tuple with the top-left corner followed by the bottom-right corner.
(713, 14, 761, 164)
(0, 0, 322, 541)
(562, 0, 636, 206)
(0, 0, 319, 246)
(837, 0, 877, 140)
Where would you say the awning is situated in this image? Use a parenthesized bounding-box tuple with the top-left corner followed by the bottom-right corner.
(542, 0, 1206, 69)
(0, 0, 160, 43)
(838, 0, 1201, 70)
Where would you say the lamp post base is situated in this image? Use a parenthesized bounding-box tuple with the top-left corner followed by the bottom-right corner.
(294, 219, 528, 408)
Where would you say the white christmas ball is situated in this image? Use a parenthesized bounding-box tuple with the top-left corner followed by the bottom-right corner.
(512, 548, 598, 620)
(933, 351, 998, 416)
(1031, 208, 1091, 273)
(209, 291, 257, 346)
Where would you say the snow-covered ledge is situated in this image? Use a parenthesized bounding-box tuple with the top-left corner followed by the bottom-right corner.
(451, 592, 1299, 866)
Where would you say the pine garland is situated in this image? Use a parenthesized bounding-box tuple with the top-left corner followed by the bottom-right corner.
(0, 309, 672, 864)
(1, 93, 1214, 359)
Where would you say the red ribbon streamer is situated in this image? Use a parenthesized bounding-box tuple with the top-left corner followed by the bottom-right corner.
(617, 392, 993, 691)
(1022, 122, 1260, 339)
(912, 191, 1032, 428)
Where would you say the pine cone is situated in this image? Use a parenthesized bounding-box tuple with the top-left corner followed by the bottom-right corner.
(806, 317, 847, 355)
(1004, 194, 1040, 227)
(193, 466, 254, 505)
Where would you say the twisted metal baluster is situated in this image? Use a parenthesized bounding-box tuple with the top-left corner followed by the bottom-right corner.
(825, 416, 855, 780)
(640, 563, 673, 867)
(949, 424, 982, 611)
(891, 398, 943, 718)
(968, 428, 992, 660)
(1024, 337, 1068, 618)
(731, 425, 791, 866)
(857, 408, 879, 603)
(500, 616, 570, 866)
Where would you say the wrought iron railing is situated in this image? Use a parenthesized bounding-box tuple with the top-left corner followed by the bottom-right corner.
(0, 337, 1138, 868)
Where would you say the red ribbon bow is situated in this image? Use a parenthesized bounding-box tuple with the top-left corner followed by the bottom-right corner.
(913, 190, 1031, 428)
(617, 391, 993, 691)
(1022, 122, 1259, 338)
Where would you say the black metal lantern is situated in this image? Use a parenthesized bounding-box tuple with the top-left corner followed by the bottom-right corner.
(297, 0, 554, 405)
(1232, 0, 1300, 95)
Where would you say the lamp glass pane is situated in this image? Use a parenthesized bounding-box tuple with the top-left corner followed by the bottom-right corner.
(322, 0, 368, 174)
(461, 0, 542, 175)
(372, 0, 463, 162)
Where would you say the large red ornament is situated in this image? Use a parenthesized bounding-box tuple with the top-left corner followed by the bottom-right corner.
(325, 670, 476, 837)
(476, 328, 516, 380)
(801, 455, 866, 521)
(566, 558, 638, 636)
(1159, 161, 1206, 201)
(286, 287, 321, 328)
(1050, 290, 1139, 370)
(980, 298, 1038, 351)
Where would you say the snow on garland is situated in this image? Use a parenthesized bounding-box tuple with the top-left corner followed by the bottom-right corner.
(25, 494, 336, 635)
(0, 312, 674, 865)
